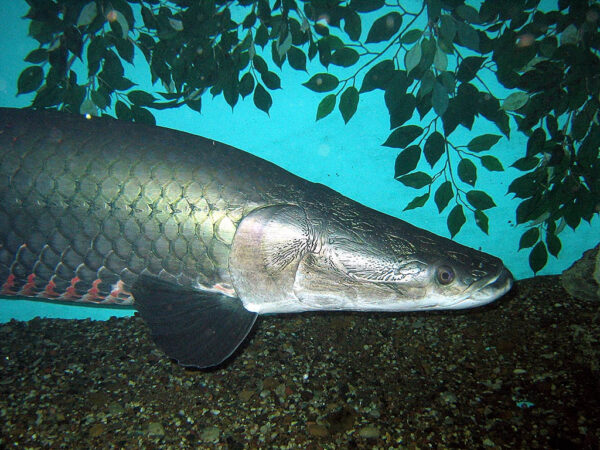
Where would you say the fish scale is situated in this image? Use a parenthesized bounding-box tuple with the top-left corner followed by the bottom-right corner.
(0, 108, 272, 304)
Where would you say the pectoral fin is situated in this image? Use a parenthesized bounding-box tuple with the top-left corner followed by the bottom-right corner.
(132, 275, 258, 368)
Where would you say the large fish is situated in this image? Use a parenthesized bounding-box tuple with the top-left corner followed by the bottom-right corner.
(0, 108, 513, 368)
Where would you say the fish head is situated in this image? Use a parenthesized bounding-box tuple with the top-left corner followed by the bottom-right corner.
(229, 202, 513, 313)
(294, 203, 513, 312)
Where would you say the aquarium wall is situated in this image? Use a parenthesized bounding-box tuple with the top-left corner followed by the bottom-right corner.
(0, 1, 597, 321)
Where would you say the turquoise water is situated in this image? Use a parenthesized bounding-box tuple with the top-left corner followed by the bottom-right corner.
(0, 2, 597, 321)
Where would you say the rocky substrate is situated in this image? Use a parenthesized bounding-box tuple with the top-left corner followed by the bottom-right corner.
(1, 275, 599, 449)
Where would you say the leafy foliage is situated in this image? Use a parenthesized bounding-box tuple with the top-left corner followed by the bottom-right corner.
(18, 0, 600, 273)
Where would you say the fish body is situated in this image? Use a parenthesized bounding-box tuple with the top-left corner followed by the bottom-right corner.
(0, 108, 513, 367)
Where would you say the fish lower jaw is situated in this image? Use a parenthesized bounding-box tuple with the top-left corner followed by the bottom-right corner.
(242, 296, 467, 314)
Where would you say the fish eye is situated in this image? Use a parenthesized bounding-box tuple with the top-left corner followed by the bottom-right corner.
(436, 265, 455, 285)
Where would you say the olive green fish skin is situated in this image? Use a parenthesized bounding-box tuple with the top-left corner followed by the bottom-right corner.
(0, 108, 512, 313)
(0, 108, 299, 304)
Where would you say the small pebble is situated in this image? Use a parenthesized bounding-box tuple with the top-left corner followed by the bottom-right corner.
(147, 422, 165, 437)
(201, 426, 220, 442)
(307, 423, 329, 437)
(239, 389, 254, 402)
(359, 425, 380, 439)
(89, 423, 105, 438)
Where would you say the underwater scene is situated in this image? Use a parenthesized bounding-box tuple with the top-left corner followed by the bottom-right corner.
(0, 0, 599, 448)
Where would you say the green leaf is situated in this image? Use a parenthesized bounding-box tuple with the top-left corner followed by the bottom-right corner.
(396, 172, 432, 189)
(466, 190, 496, 210)
(474, 210, 489, 234)
(467, 134, 502, 152)
(434, 181, 453, 213)
(253, 55, 268, 75)
(77, 2, 97, 27)
(261, 71, 281, 90)
(115, 100, 132, 120)
(314, 23, 329, 37)
(109, 10, 129, 39)
(111, 77, 135, 91)
(141, 6, 157, 30)
(447, 205, 466, 237)
(316, 94, 336, 120)
(255, 24, 269, 47)
(529, 242, 548, 273)
(515, 197, 539, 224)
(277, 31, 293, 59)
(457, 22, 479, 51)
(564, 202, 582, 230)
(424, 131, 445, 167)
(78, 97, 95, 116)
(439, 15, 457, 44)
(331, 47, 359, 67)
(287, 46, 307, 71)
(383, 125, 423, 148)
(481, 155, 504, 171)
(90, 89, 108, 109)
(386, 93, 415, 129)
(87, 36, 105, 75)
(339, 87, 359, 123)
(456, 56, 485, 82)
(578, 125, 600, 167)
(239, 72, 254, 98)
(419, 71, 435, 97)
(539, 36, 557, 57)
(365, 12, 402, 43)
(223, 80, 239, 109)
(32, 85, 63, 108)
(458, 159, 477, 186)
(25, 48, 48, 64)
(419, 38, 436, 72)
(456, 4, 480, 22)
(546, 232, 562, 257)
(253, 83, 272, 114)
(185, 95, 201, 112)
(242, 11, 256, 29)
(302, 73, 339, 92)
(502, 92, 529, 111)
(401, 29, 422, 44)
(344, 9, 362, 41)
(17, 66, 43, 94)
(571, 111, 590, 141)
(99, 50, 124, 90)
(438, 71, 455, 93)
(405, 42, 422, 74)
(432, 82, 448, 116)
(115, 38, 134, 64)
(317, 38, 331, 67)
(519, 228, 539, 250)
(394, 145, 421, 177)
(404, 193, 429, 210)
(433, 46, 448, 71)
(350, 0, 385, 12)
(360, 59, 394, 93)
(131, 105, 155, 125)
(511, 156, 539, 171)
(527, 128, 546, 156)
(127, 90, 155, 106)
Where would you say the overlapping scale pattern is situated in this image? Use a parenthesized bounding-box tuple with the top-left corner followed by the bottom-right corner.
(0, 109, 287, 305)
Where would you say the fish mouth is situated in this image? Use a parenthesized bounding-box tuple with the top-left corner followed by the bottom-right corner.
(486, 267, 513, 294)
(469, 266, 513, 304)
(439, 266, 514, 310)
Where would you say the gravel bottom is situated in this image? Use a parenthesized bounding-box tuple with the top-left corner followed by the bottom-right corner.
(1, 275, 599, 449)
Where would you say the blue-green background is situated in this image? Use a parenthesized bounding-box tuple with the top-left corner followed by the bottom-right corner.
(0, 1, 597, 321)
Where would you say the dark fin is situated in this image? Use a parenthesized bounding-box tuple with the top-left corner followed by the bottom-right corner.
(132, 275, 258, 369)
